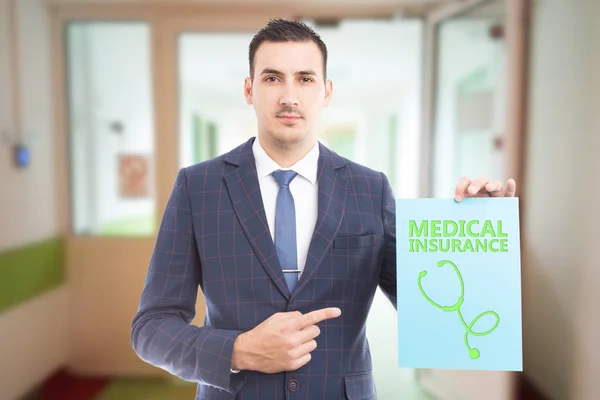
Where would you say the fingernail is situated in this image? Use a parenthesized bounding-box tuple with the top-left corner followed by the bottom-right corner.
(454, 195, 462, 202)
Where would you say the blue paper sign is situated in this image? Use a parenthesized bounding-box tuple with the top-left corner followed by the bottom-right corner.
(396, 197, 522, 371)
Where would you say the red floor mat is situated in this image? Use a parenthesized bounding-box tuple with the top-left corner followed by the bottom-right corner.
(41, 369, 110, 400)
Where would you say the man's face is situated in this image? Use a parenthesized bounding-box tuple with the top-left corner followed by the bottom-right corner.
(244, 41, 332, 148)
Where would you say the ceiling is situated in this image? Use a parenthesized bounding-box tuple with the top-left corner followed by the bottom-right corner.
(47, 0, 460, 17)
(462, 0, 506, 18)
(49, 0, 451, 3)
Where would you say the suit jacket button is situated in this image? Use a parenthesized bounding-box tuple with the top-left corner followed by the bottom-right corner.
(287, 379, 299, 392)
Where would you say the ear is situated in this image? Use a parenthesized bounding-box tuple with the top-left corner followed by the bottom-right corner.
(244, 77, 253, 105)
(323, 79, 333, 107)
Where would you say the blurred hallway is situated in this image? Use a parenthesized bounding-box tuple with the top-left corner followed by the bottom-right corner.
(1, 0, 599, 400)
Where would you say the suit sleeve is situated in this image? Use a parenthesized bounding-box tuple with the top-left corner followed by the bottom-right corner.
(131, 167, 246, 394)
(379, 172, 397, 308)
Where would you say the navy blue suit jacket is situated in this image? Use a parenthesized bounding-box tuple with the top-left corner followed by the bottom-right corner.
(131, 137, 397, 399)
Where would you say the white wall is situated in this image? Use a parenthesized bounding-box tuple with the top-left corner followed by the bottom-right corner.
(0, 0, 57, 250)
(0, 288, 68, 400)
(523, 1, 600, 399)
(572, 9, 600, 398)
(0, 1, 68, 399)
(0, 1, 10, 168)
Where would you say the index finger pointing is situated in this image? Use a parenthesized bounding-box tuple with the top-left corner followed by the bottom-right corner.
(300, 307, 342, 328)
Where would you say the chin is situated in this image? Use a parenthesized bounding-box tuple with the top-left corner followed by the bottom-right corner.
(268, 130, 308, 146)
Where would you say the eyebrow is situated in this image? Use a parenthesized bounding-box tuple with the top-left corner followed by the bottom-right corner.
(259, 68, 318, 77)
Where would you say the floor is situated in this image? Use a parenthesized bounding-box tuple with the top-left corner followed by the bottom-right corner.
(28, 368, 546, 400)
(34, 369, 432, 400)
(36, 372, 197, 400)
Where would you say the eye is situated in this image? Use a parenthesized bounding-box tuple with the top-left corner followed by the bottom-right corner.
(265, 76, 280, 82)
(300, 77, 314, 83)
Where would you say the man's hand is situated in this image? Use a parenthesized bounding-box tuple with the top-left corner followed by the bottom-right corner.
(454, 175, 517, 202)
(231, 307, 342, 373)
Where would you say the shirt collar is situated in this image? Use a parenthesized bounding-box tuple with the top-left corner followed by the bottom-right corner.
(252, 136, 319, 185)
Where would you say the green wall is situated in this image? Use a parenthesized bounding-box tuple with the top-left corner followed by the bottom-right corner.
(0, 237, 65, 314)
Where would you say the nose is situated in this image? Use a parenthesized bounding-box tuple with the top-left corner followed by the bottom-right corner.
(279, 81, 299, 106)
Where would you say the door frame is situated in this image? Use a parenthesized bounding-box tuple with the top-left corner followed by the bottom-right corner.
(418, 0, 530, 203)
(49, 0, 431, 376)
(415, 0, 531, 398)
(50, 5, 170, 375)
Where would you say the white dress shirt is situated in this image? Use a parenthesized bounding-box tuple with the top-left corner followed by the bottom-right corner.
(252, 137, 319, 276)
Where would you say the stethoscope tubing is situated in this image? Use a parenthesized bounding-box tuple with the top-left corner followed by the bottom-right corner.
(417, 259, 500, 359)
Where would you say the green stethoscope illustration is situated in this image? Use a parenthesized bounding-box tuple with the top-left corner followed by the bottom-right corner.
(417, 260, 500, 360)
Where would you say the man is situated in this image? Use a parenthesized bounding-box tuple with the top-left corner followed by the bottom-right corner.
(131, 18, 516, 399)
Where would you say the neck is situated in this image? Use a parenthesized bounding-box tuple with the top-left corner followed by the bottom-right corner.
(258, 134, 316, 168)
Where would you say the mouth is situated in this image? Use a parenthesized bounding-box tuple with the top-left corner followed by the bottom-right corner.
(277, 114, 302, 123)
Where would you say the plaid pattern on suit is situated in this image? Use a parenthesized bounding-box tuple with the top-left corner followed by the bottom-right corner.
(131, 137, 397, 400)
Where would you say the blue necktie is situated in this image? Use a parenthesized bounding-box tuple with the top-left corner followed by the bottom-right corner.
(272, 170, 299, 293)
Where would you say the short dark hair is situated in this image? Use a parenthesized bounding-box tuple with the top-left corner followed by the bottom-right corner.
(248, 18, 328, 80)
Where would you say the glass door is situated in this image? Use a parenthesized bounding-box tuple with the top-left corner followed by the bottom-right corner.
(177, 31, 257, 167)
(429, 0, 508, 199)
(66, 21, 157, 237)
(416, 0, 529, 399)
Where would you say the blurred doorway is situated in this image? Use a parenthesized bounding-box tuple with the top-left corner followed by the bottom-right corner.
(162, 14, 424, 398)
(57, 19, 164, 376)
(54, 6, 426, 392)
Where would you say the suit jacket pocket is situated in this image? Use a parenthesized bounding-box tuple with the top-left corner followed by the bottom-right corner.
(344, 371, 377, 400)
(333, 234, 375, 249)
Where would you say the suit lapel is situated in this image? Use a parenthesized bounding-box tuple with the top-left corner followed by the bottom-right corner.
(295, 145, 348, 295)
(222, 139, 291, 299)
